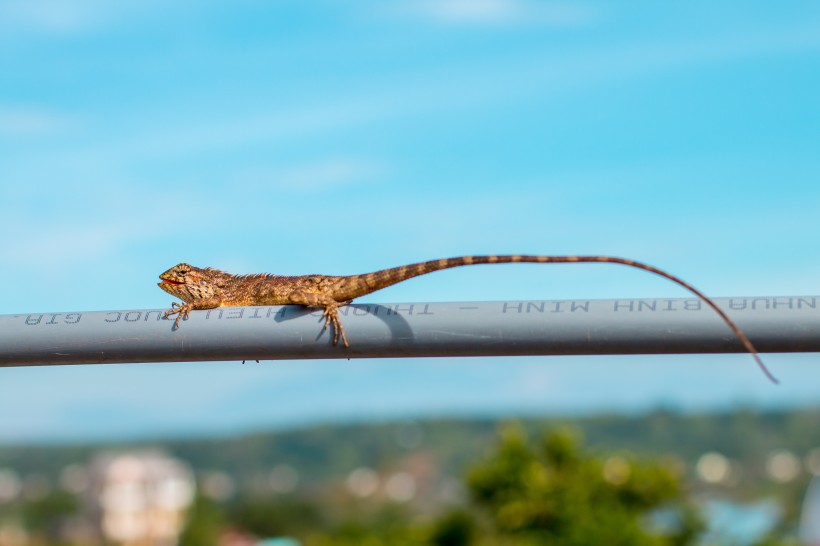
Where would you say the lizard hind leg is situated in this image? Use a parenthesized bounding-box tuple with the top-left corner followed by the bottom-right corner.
(289, 291, 350, 348)
(322, 304, 349, 348)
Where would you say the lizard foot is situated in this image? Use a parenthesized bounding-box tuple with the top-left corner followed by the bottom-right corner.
(322, 305, 349, 348)
(164, 302, 191, 330)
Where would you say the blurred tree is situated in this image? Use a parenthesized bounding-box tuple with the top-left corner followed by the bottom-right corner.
(230, 496, 323, 538)
(21, 489, 77, 540)
(430, 509, 475, 546)
(179, 494, 225, 546)
(465, 425, 703, 545)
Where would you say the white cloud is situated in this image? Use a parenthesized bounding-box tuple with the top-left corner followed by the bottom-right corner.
(231, 157, 384, 193)
(277, 157, 383, 190)
(0, 183, 216, 268)
(413, 0, 520, 23)
(0, 0, 107, 34)
(0, 107, 76, 137)
(393, 0, 598, 26)
(1, 225, 138, 265)
(0, 0, 163, 36)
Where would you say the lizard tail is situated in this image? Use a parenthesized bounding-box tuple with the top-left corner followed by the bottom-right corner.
(336, 255, 777, 384)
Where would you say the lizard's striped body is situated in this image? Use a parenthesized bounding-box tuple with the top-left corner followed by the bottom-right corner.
(158, 255, 777, 383)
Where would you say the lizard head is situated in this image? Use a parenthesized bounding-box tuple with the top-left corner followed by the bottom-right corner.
(158, 263, 225, 302)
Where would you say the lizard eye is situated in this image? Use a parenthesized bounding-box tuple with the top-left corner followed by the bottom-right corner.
(199, 280, 207, 285)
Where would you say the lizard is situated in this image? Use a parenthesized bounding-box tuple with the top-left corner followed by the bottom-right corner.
(158, 255, 777, 383)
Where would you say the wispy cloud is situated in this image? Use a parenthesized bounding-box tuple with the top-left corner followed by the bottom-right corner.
(0, 106, 76, 137)
(0, 223, 149, 266)
(0, 0, 152, 35)
(391, 0, 599, 26)
(231, 157, 384, 193)
(0, 0, 106, 34)
(0, 183, 216, 268)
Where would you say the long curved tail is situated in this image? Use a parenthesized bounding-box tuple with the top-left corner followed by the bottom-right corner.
(336, 255, 777, 384)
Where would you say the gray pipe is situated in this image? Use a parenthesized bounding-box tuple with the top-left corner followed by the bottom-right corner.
(1, 296, 818, 367)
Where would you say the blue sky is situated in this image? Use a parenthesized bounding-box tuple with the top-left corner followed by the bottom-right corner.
(1, 0, 819, 442)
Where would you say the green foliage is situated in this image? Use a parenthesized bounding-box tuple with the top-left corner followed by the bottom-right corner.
(179, 494, 225, 546)
(430, 509, 475, 546)
(304, 505, 429, 546)
(21, 490, 77, 534)
(751, 534, 803, 546)
(466, 425, 702, 545)
(229, 496, 324, 538)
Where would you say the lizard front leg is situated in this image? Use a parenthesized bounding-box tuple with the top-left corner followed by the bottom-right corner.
(164, 299, 221, 329)
(288, 291, 350, 348)
(164, 302, 191, 329)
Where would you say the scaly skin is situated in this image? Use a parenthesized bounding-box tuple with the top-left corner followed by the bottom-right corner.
(158, 255, 777, 383)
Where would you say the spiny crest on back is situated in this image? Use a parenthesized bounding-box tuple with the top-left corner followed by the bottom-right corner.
(235, 272, 274, 280)
(202, 267, 231, 276)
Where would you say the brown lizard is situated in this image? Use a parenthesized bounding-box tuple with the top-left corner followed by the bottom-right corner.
(158, 255, 777, 383)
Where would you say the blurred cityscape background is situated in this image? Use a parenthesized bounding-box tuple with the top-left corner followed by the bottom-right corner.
(2, 0, 820, 544)
(2, 409, 820, 545)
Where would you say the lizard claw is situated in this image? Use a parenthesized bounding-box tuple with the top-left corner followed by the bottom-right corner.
(164, 302, 191, 330)
(321, 305, 349, 348)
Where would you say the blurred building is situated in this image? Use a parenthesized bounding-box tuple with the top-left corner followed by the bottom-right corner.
(87, 450, 194, 546)
(801, 474, 820, 545)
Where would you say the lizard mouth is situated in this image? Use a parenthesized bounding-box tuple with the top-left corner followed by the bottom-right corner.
(160, 279, 184, 286)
